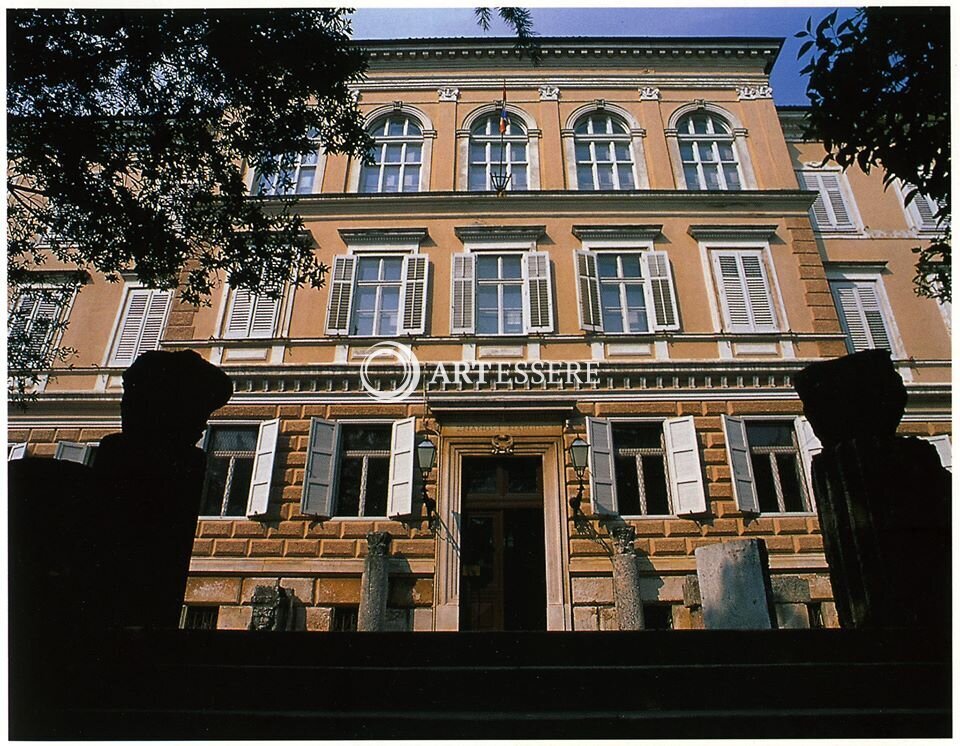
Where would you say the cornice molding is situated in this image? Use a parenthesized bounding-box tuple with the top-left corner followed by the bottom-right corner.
(354, 74, 774, 93)
(688, 224, 781, 241)
(454, 225, 546, 243)
(572, 224, 663, 241)
(338, 228, 429, 245)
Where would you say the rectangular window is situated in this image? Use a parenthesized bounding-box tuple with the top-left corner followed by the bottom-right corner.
(575, 250, 679, 333)
(301, 417, 417, 522)
(711, 250, 778, 333)
(333, 424, 393, 517)
(331, 606, 359, 631)
(797, 169, 857, 232)
(8, 287, 72, 367)
(326, 254, 430, 337)
(830, 279, 894, 353)
(223, 285, 281, 339)
(587, 417, 707, 517)
(450, 251, 554, 336)
(612, 422, 671, 515)
(642, 603, 674, 630)
(200, 426, 259, 517)
(108, 287, 171, 367)
(180, 605, 219, 630)
(722, 416, 818, 515)
(900, 183, 947, 233)
(476, 254, 524, 335)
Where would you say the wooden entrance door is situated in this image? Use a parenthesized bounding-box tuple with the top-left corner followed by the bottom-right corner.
(459, 457, 546, 631)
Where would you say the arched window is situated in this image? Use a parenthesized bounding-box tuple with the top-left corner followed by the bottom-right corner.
(574, 113, 636, 190)
(468, 113, 528, 191)
(359, 115, 423, 193)
(254, 130, 322, 195)
(676, 112, 742, 190)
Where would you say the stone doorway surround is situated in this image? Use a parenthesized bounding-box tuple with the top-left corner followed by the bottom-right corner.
(433, 426, 571, 630)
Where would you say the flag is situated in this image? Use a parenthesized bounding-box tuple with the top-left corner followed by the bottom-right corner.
(499, 82, 509, 134)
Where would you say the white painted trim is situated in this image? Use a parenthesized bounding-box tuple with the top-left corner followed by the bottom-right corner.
(665, 101, 757, 190)
(824, 266, 907, 360)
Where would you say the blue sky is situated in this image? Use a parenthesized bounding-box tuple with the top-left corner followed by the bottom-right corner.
(350, 7, 857, 105)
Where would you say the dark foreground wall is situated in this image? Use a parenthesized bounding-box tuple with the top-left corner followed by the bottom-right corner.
(10, 627, 950, 739)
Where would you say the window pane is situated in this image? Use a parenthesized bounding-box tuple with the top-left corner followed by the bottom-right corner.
(511, 169, 527, 190)
(614, 143, 631, 161)
(597, 255, 619, 278)
(463, 458, 498, 493)
(296, 167, 315, 194)
(600, 284, 623, 332)
(618, 168, 635, 189)
(352, 287, 376, 336)
(696, 142, 717, 163)
(360, 166, 380, 193)
(384, 145, 403, 163)
(405, 144, 421, 163)
(574, 119, 590, 134)
(337, 458, 363, 516)
(302, 149, 319, 165)
(723, 165, 742, 190)
(379, 287, 400, 335)
(357, 258, 381, 282)
(210, 427, 258, 452)
(363, 457, 390, 516)
(692, 115, 709, 134)
(477, 256, 499, 279)
(641, 455, 670, 515)
(679, 142, 695, 161)
(224, 458, 254, 516)
(620, 255, 642, 278)
(504, 459, 538, 494)
(469, 166, 488, 191)
(593, 142, 613, 164)
(746, 423, 794, 447)
(470, 143, 486, 162)
(341, 425, 392, 451)
(625, 285, 649, 332)
(575, 142, 592, 162)
(577, 165, 595, 190)
(717, 142, 735, 161)
(704, 167, 721, 190)
(614, 456, 642, 514)
(502, 285, 523, 333)
(387, 118, 405, 136)
(381, 258, 403, 282)
(597, 165, 614, 189)
(382, 165, 401, 192)
(683, 165, 701, 189)
(613, 423, 662, 450)
(477, 285, 499, 334)
(751, 454, 780, 512)
(200, 456, 230, 515)
(510, 143, 527, 162)
(402, 165, 420, 191)
(405, 120, 422, 136)
(777, 453, 807, 512)
(501, 256, 522, 280)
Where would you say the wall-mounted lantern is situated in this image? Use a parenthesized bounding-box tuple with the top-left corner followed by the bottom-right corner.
(417, 435, 438, 530)
(568, 436, 590, 516)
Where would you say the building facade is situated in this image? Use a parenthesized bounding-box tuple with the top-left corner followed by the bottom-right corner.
(8, 37, 951, 632)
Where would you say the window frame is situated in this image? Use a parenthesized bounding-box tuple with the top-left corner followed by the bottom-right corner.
(675, 112, 744, 191)
(898, 181, 948, 235)
(572, 112, 637, 191)
(825, 265, 904, 358)
(8, 284, 77, 369)
(199, 420, 279, 520)
(359, 114, 425, 194)
(331, 421, 395, 519)
(467, 113, 530, 192)
(699, 241, 786, 335)
(610, 419, 674, 517)
(474, 252, 526, 336)
(796, 166, 862, 234)
(350, 255, 405, 337)
(723, 415, 821, 516)
(250, 134, 325, 196)
(104, 282, 172, 368)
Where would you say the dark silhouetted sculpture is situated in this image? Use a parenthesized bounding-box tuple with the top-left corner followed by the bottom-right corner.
(794, 349, 950, 629)
(9, 350, 232, 634)
(249, 583, 294, 631)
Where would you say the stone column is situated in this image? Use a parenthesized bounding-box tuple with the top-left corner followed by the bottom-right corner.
(795, 350, 951, 630)
(610, 526, 645, 631)
(695, 539, 775, 629)
(358, 531, 392, 632)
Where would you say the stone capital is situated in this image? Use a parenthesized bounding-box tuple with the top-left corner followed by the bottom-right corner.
(366, 530, 392, 556)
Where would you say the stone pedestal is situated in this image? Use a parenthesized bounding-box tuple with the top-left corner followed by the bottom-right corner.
(358, 532, 392, 632)
(695, 539, 774, 629)
(610, 526, 645, 631)
(795, 350, 951, 630)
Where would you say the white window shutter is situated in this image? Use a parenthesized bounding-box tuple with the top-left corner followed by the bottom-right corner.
(586, 417, 618, 515)
(819, 172, 854, 229)
(8, 443, 27, 461)
(110, 289, 170, 367)
(27, 295, 63, 357)
(141, 290, 171, 352)
(642, 251, 680, 331)
(798, 170, 833, 230)
(574, 250, 602, 332)
(722, 415, 759, 513)
(714, 253, 751, 331)
(400, 255, 430, 335)
(450, 253, 476, 335)
(913, 193, 939, 230)
(246, 418, 279, 518)
(224, 288, 254, 338)
(55, 441, 90, 464)
(740, 254, 778, 331)
(387, 416, 417, 520)
(796, 417, 823, 505)
(325, 255, 357, 335)
(249, 293, 281, 338)
(522, 251, 554, 333)
(832, 281, 892, 352)
(301, 418, 340, 519)
(924, 435, 952, 472)
(663, 416, 707, 515)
